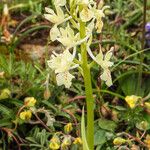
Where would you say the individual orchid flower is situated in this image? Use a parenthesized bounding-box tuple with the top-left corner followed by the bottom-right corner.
(44, 6, 72, 41)
(55, 24, 91, 50)
(80, 7, 94, 22)
(56, 24, 79, 48)
(95, 47, 114, 70)
(50, 25, 61, 42)
(87, 46, 113, 87)
(94, 9, 105, 33)
(47, 48, 78, 88)
(56, 71, 75, 88)
(80, 3, 106, 33)
(44, 7, 65, 24)
(47, 48, 78, 73)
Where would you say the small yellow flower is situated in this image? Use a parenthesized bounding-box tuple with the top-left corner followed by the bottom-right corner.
(49, 142, 60, 150)
(145, 102, 150, 109)
(73, 137, 82, 145)
(24, 97, 36, 107)
(19, 110, 32, 120)
(113, 137, 126, 145)
(125, 95, 140, 109)
(0, 89, 11, 100)
(144, 135, 150, 148)
(61, 136, 71, 149)
(49, 136, 60, 150)
(64, 123, 73, 134)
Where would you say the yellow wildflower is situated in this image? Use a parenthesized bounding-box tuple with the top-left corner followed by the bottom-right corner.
(144, 135, 150, 148)
(113, 137, 126, 145)
(61, 136, 71, 149)
(24, 97, 36, 107)
(19, 110, 32, 120)
(49, 136, 60, 150)
(73, 137, 82, 145)
(125, 95, 140, 109)
(0, 89, 11, 100)
(64, 123, 73, 134)
(145, 102, 150, 109)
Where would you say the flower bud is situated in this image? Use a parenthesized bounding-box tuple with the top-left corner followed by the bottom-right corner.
(3, 4, 9, 16)
(44, 88, 51, 100)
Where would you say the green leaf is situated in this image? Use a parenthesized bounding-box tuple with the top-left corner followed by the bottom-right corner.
(98, 119, 117, 132)
(26, 137, 38, 144)
(0, 104, 14, 117)
(0, 118, 12, 127)
(143, 113, 150, 130)
(110, 105, 126, 111)
(94, 129, 106, 146)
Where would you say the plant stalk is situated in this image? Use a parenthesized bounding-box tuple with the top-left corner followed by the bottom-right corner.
(137, 0, 147, 95)
(80, 21, 94, 150)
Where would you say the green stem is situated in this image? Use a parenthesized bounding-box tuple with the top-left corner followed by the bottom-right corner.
(80, 21, 94, 149)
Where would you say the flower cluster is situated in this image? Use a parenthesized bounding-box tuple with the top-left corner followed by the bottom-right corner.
(45, 0, 113, 88)
(49, 133, 82, 150)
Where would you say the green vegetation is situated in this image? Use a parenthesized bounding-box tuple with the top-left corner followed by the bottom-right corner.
(0, 0, 150, 149)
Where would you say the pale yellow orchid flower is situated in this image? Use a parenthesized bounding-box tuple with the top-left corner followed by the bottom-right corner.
(47, 49, 78, 88)
(87, 46, 113, 87)
(56, 24, 79, 48)
(95, 47, 114, 69)
(80, 6, 94, 22)
(44, 6, 72, 41)
(56, 71, 75, 88)
(47, 48, 77, 73)
(80, 2, 106, 33)
(44, 7, 65, 24)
